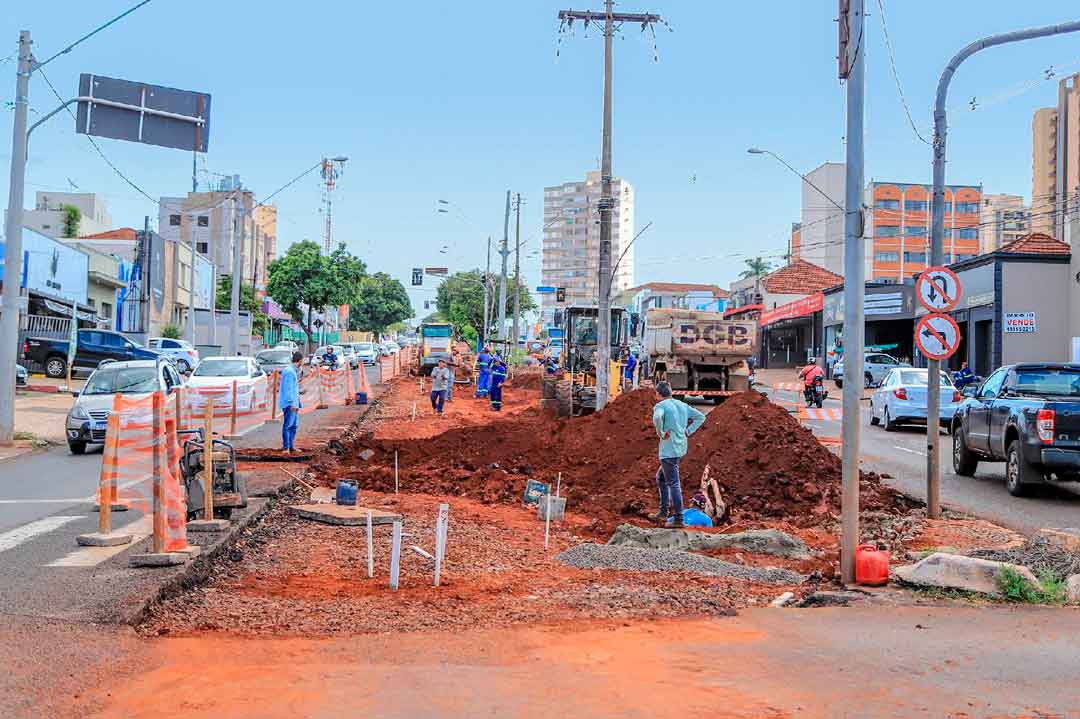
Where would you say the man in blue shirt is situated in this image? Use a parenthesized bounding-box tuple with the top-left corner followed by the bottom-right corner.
(489, 354, 508, 411)
(623, 350, 638, 390)
(475, 346, 493, 398)
(651, 380, 706, 528)
(279, 351, 303, 453)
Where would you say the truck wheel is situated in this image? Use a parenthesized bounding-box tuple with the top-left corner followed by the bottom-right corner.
(45, 356, 66, 378)
(834, 378, 843, 389)
(952, 426, 978, 476)
(555, 379, 572, 418)
(1005, 440, 1039, 497)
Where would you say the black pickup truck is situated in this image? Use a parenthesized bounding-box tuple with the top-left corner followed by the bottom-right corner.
(951, 363, 1080, 496)
(23, 329, 162, 378)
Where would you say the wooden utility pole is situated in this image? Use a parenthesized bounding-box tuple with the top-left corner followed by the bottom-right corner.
(557, 2, 664, 411)
(512, 193, 523, 350)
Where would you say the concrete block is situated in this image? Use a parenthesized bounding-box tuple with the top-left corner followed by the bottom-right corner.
(92, 503, 130, 513)
(287, 504, 402, 527)
(186, 519, 231, 532)
(1067, 574, 1080, 605)
(76, 531, 133, 547)
(894, 552, 1042, 597)
(172, 545, 202, 558)
(1034, 528, 1080, 552)
(537, 495, 566, 521)
(129, 552, 188, 567)
(770, 591, 795, 607)
(309, 487, 336, 504)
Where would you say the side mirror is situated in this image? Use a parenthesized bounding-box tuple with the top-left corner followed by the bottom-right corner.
(70, 391, 80, 398)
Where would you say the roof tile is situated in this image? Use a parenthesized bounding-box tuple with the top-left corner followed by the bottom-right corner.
(762, 259, 843, 295)
(999, 232, 1071, 256)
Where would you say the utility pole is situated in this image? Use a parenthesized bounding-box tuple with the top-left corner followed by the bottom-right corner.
(0, 31, 32, 445)
(483, 236, 492, 347)
(925, 18, 1080, 520)
(512, 193, 523, 349)
(498, 190, 510, 343)
(557, 3, 663, 412)
(187, 164, 198, 347)
(230, 192, 242, 356)
(839, 0, 866, 585)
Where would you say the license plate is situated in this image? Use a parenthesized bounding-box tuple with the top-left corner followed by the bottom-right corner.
(93, 420, 107, 431)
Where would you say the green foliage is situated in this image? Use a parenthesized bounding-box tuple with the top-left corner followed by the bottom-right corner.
(997, 567, 1066, 605)
(61, 205, 81, 238)
(435, 269, 536, 339)
(161, 323, 181, 339)
(739, 256, 774, 280)
(215, 275, 269, 336)
(349, 272, 413, 334)
(459, 323, 478, 344)
(266, 241, 367, 350)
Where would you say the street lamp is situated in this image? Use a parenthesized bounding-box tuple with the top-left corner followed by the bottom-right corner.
(747, 147, 845, 212)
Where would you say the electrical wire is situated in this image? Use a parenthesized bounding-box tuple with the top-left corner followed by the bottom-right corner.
(874, 0, 930, 145)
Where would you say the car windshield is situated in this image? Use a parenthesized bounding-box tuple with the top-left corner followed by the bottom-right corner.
(84, 366, 158, 395)
(898, 370, 953, 387)
(1011, 369, 1080, 397)
(257, 350, 291, 364)
(356, 343, 374, 351)
(194, 359, 249, 377)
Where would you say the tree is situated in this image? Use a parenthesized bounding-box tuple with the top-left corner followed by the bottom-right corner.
(349, 272, 413, 334)
(435, 269, 536, 340)
(215, 275, 268, 336)
(61, 205, 81, 238)
(266, 240, 366, 351)
(161, 323, 181, 339)
(739, 257, 775, 280)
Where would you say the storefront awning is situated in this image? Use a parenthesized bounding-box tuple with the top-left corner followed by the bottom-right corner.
(760, 293, 823, 327)
(41, 298, 97, 322)
(724, 303, 762, 319)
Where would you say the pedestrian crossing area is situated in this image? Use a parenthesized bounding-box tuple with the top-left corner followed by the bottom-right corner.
(799, 406, 843, 422)
(772, 382, 803, 392)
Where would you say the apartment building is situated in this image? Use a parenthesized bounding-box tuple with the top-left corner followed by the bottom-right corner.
(541, 170, 635, 320)
(798, 162, 846, 274)
(1031, 73, 1080, 239)
(868, 181, 982, 282)
(979, 193, 1030, 253)
(23, 191, 113, 238)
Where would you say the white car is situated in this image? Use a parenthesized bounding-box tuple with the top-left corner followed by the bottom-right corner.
(869, 367, 961, 432)
(350, 342, 378, 365)
(147, 337, 200, 373)
(275, 340, 299, 353)
(188, 356, 265, 395)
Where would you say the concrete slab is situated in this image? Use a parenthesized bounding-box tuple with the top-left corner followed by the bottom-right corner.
(129, 552, 188, 567)
(1035, 527, 1080, 551)
(186, 519, 231, 532)
(288, 503, 402, 526)
(172, 545, 202, 559)
(309, 487, 336, 504)
(76, 532, 133, 547)
(92, 504, 130, 513)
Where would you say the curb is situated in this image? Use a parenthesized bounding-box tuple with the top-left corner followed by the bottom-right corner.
(23, 384, 60, 394)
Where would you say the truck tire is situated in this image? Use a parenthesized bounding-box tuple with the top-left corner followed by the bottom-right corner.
(1005, 440, 1039, 497)
(951, 425, 978, 476)
(555, 379, 572, 418)
(45, 355, 66, 378)
(869, 401, 880, 425)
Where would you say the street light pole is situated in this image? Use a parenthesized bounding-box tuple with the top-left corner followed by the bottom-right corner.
(484, 236, 492, 346)
(0, 31, 32, 445)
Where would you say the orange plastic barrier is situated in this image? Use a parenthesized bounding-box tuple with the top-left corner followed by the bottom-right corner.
(319, 366, 351, 407)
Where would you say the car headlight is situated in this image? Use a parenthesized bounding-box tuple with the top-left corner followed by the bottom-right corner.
(69, 405, 90, 421)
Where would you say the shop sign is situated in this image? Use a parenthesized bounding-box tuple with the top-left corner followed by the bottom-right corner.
(1003, 312, 1037, 334)
(760, 293, 823, 326)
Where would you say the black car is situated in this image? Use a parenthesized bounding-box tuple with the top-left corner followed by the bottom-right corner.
(951, 363, 1080, 496)
(23, 329, 162, 378)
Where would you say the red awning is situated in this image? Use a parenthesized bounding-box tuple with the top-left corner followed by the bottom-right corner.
(760, 293, 824, 327)
(724, 303, 762, 319)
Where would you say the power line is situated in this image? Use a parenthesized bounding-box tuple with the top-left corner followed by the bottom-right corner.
(874, 0, 930, 145)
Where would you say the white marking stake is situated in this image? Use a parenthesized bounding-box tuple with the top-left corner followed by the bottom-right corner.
(394, 451, 399, 494)
(366, 510, 374, 578)
(434, 502, 449, 586)
(389, 520, 402, 590)
(544, 494, 552, 550)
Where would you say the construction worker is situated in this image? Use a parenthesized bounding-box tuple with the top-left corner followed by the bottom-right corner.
(954, 360, 976, 390)
(447, 348, 462, 402)
(651, 380, 706, 528)
(429, 358, 451, 416)
(667, 492, 714, 528)
(623, 350, 638, 390)
(475, 345, 493, 398)
(489, 354, 508, 411)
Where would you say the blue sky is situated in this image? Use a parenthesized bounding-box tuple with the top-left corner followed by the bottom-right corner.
(3, 1, 1079, 315)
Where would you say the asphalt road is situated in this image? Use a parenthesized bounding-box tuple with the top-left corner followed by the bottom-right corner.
(765, 384, 1080, 535)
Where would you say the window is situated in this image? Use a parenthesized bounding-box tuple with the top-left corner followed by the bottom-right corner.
(904, 200, 927, 211)
(103, 332, 128, 348)
(101, 302, 112, 319)
(169, 214, 181, 226)
(955, 202, 979, 214)
(906, 225, 927, 236)
(197, 215, 209, 227)
(876, 225, 900, 237)
(87, 298, 96, 308)
(875, 199, 900, 210)
(161, 339, 179, 348)
(956, 227, 978, 240)
(875, 251, 899, 263)
(196, 242, 208, 254)
(979, 368, 1008, 399)
(904, 251, 927, 263)
(955, 254, 978, 262)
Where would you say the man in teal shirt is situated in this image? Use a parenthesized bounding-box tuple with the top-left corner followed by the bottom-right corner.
(651, 381, 706, 528)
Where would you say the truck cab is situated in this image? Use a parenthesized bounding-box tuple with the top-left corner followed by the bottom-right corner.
(418, 322, 454, 375)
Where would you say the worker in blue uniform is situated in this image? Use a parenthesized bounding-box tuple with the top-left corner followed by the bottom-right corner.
(489, 354, 508, 411)
(475, 346, 493, 398)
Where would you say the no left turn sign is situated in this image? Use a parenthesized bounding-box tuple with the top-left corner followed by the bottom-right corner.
(915, 313, 961, 361)
(916, 266, 961, 313)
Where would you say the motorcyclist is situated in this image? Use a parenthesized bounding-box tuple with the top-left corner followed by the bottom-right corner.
(321, 346, 339, 368)
(798, 359, 825, 402)
(954, 361, 976, 390)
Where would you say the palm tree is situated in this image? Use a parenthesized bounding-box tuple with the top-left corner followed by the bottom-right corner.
(739, 257, 774, 280)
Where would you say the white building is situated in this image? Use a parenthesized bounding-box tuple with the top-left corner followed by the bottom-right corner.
(23, 192, 113, 238)
(541, 170, 635, 322)
(979, 193, 1030, 254)
(797, 162, 846, 275)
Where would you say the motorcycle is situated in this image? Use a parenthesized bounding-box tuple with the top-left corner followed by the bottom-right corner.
(804, 376, 827, 408)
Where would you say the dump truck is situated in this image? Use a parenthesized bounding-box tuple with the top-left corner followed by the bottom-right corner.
(644, 308, 757, 403)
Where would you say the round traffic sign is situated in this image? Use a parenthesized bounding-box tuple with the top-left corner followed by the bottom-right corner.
(916, 266, 962, 312)
(915, 313, 961, 361)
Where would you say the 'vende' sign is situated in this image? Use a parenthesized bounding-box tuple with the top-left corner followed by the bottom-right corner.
(1004, 312, 1037, 333)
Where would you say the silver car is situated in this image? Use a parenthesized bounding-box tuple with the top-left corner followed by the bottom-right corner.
(255, 348, 294, 375)
(350, 342, 378, 365)
(147, 337, 200, 373)
(66, 359, 184, 454)
(869, 367, 961, 432)
(833, 352, 909, 389)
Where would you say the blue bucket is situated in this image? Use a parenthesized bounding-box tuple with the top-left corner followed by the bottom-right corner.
(335, 480, 358, 505)
(355, 391, 368, 405)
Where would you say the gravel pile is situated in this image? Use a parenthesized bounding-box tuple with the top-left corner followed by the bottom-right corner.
(557, 543, 804, 585)
(970, 542, 1080, 580)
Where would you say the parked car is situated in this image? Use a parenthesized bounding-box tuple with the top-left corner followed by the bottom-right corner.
(869, 368, 960, 432)
(275, 340, 300, 353)
(350, 341, 378, 365)
(24, 329, 162, 379)
(147, 337, 200, 373)
(383, 341, 401, 355)
(15, 363, 28, 387)
(65, 359, 183, 455)
(833, 352, 908, 389)
(255, 348, 294, 375)
(951, 363, 1080, 496)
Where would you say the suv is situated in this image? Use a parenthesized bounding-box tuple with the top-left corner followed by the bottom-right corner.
(65, 359, 183, 454)
(833, 352, 907, 389)
(24, 329, 162, 378)
(951, 363, 1080, 496)
(148, 337, 200, 373)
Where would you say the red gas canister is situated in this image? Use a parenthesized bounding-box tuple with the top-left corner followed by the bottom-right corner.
(855, 543, 890, 586)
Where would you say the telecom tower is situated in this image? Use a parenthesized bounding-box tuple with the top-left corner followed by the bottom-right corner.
(320, 156, 348, 254)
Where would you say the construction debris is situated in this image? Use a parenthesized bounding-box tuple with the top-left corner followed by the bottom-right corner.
(894, 552, 1042, 597)
(556, 543, 805, 584)
(607, 523, 811, 559)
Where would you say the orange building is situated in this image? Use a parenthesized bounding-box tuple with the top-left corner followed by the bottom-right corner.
(869, 182, 982, 282)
